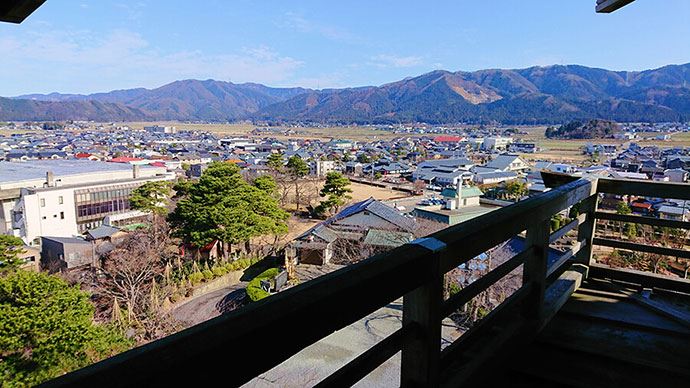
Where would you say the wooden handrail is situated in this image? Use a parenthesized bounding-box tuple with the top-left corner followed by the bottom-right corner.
(547, 240, 586, 282)
(598, 178, 690, 200)
(42, 176, 690, 388)
(434, 177, 596, 273)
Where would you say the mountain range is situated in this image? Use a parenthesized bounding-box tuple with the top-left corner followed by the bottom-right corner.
(3, 63, 690, 124)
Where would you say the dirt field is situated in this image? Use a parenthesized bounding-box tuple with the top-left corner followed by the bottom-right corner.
(349, 182, 410, 202)
(0, 128, 39, 135)
(518, 126, 690, 162)
(120, 122, 393, 141)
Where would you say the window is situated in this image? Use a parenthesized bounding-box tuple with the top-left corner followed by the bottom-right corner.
(60, 212, 64, 220)
(58, 196, 63, 204)
(40, 198, 45, 207)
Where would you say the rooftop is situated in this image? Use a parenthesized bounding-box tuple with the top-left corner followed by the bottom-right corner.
(0, 160, 157, 184)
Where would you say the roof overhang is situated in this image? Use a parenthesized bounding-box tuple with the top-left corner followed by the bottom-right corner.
(0, 0, 46, 23)
(596, 0, 635, 13)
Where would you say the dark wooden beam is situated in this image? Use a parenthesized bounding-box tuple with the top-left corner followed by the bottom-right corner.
(597, 178, 690, 200)
(0, 0, 46, 23)
(593, 237, 690, 259)
(595, 211, 690, 230)
(596, 0, 636, 13)
(589, 263, 690, 294)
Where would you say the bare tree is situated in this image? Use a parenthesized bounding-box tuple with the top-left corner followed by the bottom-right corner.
(446, 242, 522, 330)
(98, 231, 163, 317)
(91, 221, 182, 341)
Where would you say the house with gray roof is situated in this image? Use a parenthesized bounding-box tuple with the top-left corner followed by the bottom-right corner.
(291, 198, 416, 265)
(484, 154, 529, 173)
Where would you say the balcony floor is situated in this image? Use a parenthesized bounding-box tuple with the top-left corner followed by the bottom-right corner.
(472, 278, 690, 388)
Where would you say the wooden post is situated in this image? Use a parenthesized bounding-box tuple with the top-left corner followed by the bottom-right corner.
(402, 238, 445, 387)
(522, 220, 550, 328)
(575, 194, 599, 267)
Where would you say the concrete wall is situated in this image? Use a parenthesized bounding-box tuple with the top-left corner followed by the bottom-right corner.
(20, 187, 79, 244)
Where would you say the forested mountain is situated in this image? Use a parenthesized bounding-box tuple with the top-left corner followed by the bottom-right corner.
(545, 119, 621, 139)
(5, 63, 690, 123)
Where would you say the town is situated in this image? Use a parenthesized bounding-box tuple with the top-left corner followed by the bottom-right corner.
(2, 121, 689, 374)
(2, 120, 689, 270)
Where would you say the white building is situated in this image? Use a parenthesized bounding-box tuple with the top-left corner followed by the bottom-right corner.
(484, 154, 530, 173)
(0, 160, 175, 245)
(412, 158, 474, 185)
(219, 138, 256, 149)
(441, 183, 482, 210)
(144, 125, 177, 134)
(664, 168, 689, 183)
(482, 136, 513, 151)
(311, 160, 337, 177)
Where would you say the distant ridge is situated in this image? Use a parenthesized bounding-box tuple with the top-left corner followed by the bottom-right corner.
(4, 63, 690, 123)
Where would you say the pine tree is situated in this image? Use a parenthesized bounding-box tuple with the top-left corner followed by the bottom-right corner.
(168, 162, 289, 256)
(266, 152, 284, 170)
(0, 235, 25, 272)
(316, 172, 352, 216)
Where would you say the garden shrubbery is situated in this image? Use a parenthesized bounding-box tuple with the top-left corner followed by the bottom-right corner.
(170, 256, 263, 302)
(246, 268, 280, 302)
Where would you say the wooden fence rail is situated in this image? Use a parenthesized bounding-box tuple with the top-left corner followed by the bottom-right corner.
(41, 177, 690, 388)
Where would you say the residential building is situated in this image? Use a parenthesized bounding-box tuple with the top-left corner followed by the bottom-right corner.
(41, 236, 95, 272)
(664, 168, 689, 183)
(508, 142, 537, 153)
(482, 136, 513, 151)
(291, 198, 415, 265)
(441, 184, 483, 210)
(484, 154, 530, 173)
(311, 160, 337, 177)
(658, 205, 689, 221)
(412, 158, 474, 186)
(474, 171, 518, 185)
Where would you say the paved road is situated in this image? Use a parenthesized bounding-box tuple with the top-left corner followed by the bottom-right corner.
(172, 282, 247, 326)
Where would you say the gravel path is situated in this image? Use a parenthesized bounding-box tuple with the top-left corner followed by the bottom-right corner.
(172, 282, 247, 326)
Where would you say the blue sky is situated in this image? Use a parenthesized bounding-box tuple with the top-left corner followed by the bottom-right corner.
(2, 0, 689, 95)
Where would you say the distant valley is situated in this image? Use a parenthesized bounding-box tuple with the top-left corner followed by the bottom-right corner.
(3, 63, 690, 124)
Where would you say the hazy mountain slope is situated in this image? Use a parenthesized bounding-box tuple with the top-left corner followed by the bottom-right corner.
(0, 97, 149, 121)
(14, 80, 308, 121)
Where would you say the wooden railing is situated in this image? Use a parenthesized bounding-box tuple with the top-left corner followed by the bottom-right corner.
(41, 177, 690, 388)
(589, 178, 690, 294)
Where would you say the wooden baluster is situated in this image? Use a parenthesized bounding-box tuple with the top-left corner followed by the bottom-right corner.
(401, 238, 445, 387)
(523, 220, 550, 330)
(575, 194, 599, 267)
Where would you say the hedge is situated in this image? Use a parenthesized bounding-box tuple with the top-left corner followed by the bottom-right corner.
(246, 268, 280, 302)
